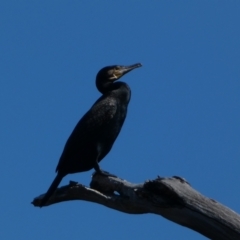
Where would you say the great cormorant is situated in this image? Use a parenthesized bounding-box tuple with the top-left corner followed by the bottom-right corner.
(40, 63, 142, 207)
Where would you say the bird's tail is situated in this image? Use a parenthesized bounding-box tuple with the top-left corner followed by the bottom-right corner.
(40, 172, 65, 207)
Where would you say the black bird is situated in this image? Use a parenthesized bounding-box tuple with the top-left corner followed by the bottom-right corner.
(40, 63, 142, 207)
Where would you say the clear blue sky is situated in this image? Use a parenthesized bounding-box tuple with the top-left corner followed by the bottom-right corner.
(1, 1, 240, 239)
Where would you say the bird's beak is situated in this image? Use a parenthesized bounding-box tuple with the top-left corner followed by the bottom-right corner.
(119, 63, 142, 76)
(110, 63, 142, 80)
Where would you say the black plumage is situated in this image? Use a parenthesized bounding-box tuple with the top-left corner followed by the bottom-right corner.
(40, 63, 142, 207)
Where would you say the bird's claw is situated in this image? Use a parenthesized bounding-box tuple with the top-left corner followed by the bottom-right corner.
(93, 170, 117, 178)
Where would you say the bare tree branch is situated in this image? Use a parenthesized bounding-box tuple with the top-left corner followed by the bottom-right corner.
(32, 174, 240, 240)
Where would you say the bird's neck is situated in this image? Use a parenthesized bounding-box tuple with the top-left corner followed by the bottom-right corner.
(109, 82, 131, 104)
(96, 80, 112, 94)
(96, 81, 131, 104)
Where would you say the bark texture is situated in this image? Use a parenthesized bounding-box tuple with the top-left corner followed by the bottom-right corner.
(32, 174, 240, 240)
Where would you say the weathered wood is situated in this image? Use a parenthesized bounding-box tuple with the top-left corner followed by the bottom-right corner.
(32, 174, 240, 240)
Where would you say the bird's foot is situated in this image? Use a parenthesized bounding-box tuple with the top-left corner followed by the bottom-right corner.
(93, 170, 117, 178)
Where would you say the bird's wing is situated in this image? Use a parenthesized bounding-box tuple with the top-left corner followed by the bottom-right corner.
(71, 96, 118, 140)
(56, 97, 118, 172)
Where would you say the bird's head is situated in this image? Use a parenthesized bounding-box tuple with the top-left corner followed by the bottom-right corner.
(96, 63, 142, 93)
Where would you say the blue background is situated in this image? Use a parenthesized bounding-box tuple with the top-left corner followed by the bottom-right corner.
(1, 1, 240, 239)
